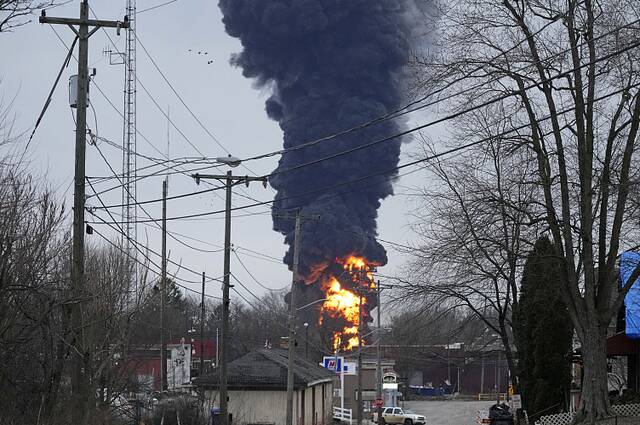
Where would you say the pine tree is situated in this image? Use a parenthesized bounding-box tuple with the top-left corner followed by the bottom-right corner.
(514, 237, 573, 420)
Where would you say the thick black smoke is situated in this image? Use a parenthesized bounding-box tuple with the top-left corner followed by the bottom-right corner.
(219, 0, 420, 279)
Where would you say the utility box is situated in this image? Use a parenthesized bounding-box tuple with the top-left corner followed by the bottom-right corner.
(69, 75, 89, 108)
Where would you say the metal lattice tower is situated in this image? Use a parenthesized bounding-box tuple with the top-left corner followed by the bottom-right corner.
(122, 0, 137, 290)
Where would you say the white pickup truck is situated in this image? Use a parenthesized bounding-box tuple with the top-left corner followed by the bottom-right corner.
(372, 407, 427, 425)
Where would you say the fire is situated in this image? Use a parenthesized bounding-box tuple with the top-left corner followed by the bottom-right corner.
(318, 255, 377, 351)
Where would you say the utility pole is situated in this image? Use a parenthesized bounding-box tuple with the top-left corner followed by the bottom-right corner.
(161, 179, 168, 391)
(192, 171, 267, 425)
(200, 271, 205, 376)
(357, 289, 364, 425)
(376, 282, 383, 423)
(286, 210, 302, 425)
(39, 4, 127, 423)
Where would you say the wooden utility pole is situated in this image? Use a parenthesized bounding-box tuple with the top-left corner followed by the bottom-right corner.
(285, 210, 302, 425)
(161, 179, 168, 390)
(357, 290, 364, 425)
(192, 171, 267, 425)
(39, 3, 127, 423)
(200, 271, 206, 376)
(376, 282, 383, 423)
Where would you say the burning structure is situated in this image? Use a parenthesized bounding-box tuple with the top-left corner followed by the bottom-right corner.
(219, 0, 422, 352)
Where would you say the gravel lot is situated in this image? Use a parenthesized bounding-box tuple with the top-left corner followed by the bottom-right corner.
(402, 400, 495, 425)
(400, 401, 639, 425)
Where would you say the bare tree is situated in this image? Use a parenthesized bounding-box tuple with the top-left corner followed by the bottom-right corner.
(410, 0, 640, 421)
(394, 133, 541, 391)
(0, 1, 66, 32)
(0, 159, 71, 424)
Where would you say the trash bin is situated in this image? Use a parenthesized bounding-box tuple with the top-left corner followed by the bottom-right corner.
(489, 403, 514, 425)
(210, 408, 232, 425)
(210, 407, 220, 425)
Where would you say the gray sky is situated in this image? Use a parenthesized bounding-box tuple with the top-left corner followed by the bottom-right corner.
(0, 0, 426, 303)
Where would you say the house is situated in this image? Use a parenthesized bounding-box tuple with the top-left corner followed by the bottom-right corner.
(194, 349, 334, 425)
(126, 338, 217, 391)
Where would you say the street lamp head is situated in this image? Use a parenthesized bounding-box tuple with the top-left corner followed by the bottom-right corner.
(304, 322, 309, 328)
(216, 155, 241, 168)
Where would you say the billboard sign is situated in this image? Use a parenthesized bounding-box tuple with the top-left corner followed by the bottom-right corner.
(322, 356, 343, 372)
(322, 356, 357, 375)
(621, 252, 640, 339)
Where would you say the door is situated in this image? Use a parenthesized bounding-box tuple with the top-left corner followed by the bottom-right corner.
(393, 408, 403, 424)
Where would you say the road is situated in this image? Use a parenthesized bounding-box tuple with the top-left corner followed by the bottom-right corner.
(403, 400, 494, 425)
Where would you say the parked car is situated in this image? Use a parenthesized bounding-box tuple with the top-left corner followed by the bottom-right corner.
(372, 407, 426, 425)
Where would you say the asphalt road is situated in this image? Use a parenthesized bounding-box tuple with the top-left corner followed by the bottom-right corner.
(403, 400, 495, 425)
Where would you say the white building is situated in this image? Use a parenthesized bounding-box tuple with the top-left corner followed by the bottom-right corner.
(194, 349, 334, 425)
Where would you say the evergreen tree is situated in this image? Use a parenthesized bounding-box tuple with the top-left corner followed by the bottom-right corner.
(514, 237, 573, 420)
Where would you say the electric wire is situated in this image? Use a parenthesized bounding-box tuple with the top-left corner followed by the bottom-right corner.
(47, 24, 176, 163)
(91, 78, 640, 224)
(88, 208, 223, 285)
(24, 31, 78, 158)
(86, 33, 640, 215)
(87, 136, 220, 282)
(232, 249, 288, 292)
(133, 30, 267, 183)
(89, 139, 231, 269)
(90, 224, 222, 299)
(237, 16, 640, 164)
(138, 0, 179, 15)
(261, 35, 640, 182)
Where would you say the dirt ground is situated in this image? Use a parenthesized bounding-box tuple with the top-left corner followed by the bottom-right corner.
(402, 400, 495, 425)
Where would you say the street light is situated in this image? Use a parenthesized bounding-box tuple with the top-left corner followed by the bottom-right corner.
(215, 155, 241, 168)
(303, 322, 309, 360)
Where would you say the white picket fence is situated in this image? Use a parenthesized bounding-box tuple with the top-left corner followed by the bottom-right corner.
(534, 404, 640, 425)
(333, 407, 353, 425)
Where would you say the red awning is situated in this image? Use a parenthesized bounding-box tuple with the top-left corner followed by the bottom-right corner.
(606, 332, 640, 356)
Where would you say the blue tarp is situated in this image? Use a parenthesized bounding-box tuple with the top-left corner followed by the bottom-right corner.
(409, 386, 446, 396)
(621, 252, 640, 339)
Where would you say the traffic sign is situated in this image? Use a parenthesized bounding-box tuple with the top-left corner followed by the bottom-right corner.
(511, 394, 522, 410)
(373, 398, 384, 408)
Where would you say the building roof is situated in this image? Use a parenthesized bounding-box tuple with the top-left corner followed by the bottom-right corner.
(194, 349, 335, 390)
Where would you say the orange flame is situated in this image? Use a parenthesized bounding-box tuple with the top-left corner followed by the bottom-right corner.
(318, 255, 376, 351)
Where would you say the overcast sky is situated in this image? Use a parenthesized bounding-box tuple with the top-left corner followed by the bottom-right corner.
(0, 0, 430, 305)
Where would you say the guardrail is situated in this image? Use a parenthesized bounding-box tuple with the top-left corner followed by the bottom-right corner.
(477, 393, 508, 401)
(333, 407, 353, 424)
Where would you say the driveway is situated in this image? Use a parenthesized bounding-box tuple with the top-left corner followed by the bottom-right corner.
(403, 400, 495, 425)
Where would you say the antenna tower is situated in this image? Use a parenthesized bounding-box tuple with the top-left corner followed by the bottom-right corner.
(122, 0, 137, 289)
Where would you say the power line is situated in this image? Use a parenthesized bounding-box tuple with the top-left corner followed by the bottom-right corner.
(237, 16, 640, 164)
(262, 35, 640, 183)
(86, 176, 223, 285)
(47, 24, 179, 164)
(90, 225, 222, 300)
(89, 208, 223, 284)
(87, 34, 640, 216)
(234, 245, 283, 264)
(91, 78, 640, 224)
(138, 0, 179, 15)
(232, 249, 288, 292)
(90, 136, 223, 258)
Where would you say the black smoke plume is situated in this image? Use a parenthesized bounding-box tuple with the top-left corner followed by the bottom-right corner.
(219, 0, 424, 347)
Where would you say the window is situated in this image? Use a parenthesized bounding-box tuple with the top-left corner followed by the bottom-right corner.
(394, 408, 402, 415)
